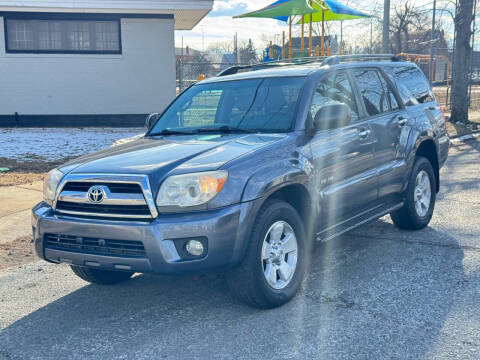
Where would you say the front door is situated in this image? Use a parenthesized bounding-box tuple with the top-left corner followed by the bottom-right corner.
(309, 71, 377, 232)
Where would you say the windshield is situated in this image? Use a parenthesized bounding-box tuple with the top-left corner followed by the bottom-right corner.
(148, 77, 305, 135)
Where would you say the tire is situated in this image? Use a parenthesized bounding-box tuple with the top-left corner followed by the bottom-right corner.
(70, 265, 134, 285)
(390, 156, 436, 230)
(226, 199, 309, 309)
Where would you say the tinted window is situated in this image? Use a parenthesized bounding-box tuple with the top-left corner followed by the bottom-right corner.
(377, 72, 400, 111)
(6, 18, 121, 53)
(391, 66, 435, 105)
(310, 72, 359, 125)
(150, 77, 305, 134)
(354, 70, 390, 116)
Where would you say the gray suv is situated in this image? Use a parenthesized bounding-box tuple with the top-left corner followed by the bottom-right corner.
(33, 55, 450, 308)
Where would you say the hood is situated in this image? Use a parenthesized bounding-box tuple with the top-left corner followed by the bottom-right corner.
(59, 133, 286, 180)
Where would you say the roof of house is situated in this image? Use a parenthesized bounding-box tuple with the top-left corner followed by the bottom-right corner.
(0, 0, 213, 29)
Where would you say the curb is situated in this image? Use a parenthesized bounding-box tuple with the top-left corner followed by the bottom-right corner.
(450, 132, 480, 144)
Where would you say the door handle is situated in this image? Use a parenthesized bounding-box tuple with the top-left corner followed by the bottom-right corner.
(397, 117, 408, 127)
(358, 129, 371, 139)
(428, 106, 438, 111)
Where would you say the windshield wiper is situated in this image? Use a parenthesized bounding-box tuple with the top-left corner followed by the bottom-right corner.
(196, 126, 255, 134)
(148, 129, 196, 136)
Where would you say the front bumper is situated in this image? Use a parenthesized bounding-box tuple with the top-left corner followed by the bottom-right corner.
(32, 199, 262, 274)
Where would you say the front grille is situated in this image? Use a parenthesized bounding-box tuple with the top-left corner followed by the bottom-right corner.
(55, 201, 151, 217)
(62, 182, 143, 194)
(44, 233, 147, 258)
(54, 176, 157, 220)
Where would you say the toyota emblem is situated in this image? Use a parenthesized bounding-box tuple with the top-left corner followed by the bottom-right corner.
(87, 185, 107, 204)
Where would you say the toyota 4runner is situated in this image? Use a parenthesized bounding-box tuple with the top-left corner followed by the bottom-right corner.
(33, 55, 450, 308)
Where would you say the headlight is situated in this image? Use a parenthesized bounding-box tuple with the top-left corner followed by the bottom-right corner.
(156, 171, 228, 208)
(43, 169, 64, 204)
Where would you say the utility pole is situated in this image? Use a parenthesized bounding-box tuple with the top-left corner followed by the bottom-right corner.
(234, 33, 238, 65)
(370, 19, 373, 54)
(382, 0, 390, 53)
(429, 0, 437, 82)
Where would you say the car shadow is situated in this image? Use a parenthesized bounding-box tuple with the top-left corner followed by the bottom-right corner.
(0, 219, 471, 359)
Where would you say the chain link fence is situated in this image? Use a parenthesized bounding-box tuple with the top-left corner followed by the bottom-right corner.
(176, 61, 249, 93)
(176, 56, 480, 113)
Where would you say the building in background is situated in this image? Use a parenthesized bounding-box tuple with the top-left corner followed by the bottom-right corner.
(0, 0, 213, 127)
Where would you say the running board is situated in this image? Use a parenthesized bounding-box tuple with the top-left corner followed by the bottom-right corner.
(316, 202, 404, 243)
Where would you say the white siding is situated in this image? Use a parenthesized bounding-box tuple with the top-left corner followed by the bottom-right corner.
(0, 17, 176, 115)
(0, 0, 214, 29)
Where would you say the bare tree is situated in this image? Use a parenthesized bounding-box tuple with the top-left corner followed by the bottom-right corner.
(207, 41, 232, 55)
(390, 2, 429, 53)
(451, 0, 475, 124)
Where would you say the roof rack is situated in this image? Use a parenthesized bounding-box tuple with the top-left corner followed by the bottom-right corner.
(217, 54, 402, 77)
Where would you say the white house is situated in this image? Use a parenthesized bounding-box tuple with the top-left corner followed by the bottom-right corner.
(0, 0, 213, 126)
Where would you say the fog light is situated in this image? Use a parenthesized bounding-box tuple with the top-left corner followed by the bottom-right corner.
(186, 240, 204, 256)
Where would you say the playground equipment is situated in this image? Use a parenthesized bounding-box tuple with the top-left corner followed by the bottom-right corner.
(235, 0, 369, 59)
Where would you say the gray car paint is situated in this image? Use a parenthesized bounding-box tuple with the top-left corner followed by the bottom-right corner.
(33, 60, 450, 274)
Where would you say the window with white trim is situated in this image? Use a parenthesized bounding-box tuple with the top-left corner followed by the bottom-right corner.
(5, 18, 121, 53)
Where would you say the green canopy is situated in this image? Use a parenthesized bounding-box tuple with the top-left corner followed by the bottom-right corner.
(298, 0, 370, 23)
(233, 0, 316, 19)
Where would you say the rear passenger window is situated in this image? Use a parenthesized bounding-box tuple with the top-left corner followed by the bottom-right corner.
(378, 72, 400, 111)
(391, 66, 435, 105)
(354, 69, 391, 116)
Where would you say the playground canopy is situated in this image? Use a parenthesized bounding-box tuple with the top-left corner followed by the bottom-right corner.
(234, 0, 370, 57)
(297, 0, 370, 23)
(233, 0, 316, 20)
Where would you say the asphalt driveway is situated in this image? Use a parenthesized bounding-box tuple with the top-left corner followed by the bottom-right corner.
(0, 140, 479, 360)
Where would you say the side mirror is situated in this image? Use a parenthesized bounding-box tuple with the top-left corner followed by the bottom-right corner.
(145, 113, 160, 130)
(313, 103, 351, 132)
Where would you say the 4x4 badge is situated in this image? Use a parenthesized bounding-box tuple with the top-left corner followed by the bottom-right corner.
(87, 185, 107, 204)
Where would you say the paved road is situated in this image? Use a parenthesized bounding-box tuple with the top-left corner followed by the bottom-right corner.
(1, 140, 479, 360)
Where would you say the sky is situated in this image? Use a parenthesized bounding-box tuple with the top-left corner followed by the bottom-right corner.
(174, 0, 464, 53)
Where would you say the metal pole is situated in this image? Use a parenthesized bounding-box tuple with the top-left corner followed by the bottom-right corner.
(370, 19, 373, 54)
(301, 17, 305, 52)
(289, 16, 293, 59)
(309, 13, 313, 56)
(321, 9, 325, 56)
(340, 21, 343, 55)
(429, 0, 437, 82)
(469, 0, 477, 101)
(382, 0, 390, 53)
(179, 58, 183, 93)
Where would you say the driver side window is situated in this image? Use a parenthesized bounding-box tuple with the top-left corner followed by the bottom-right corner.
(310, 72, 359, 129)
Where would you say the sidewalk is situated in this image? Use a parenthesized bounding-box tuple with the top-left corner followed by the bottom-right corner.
(0, 182, 43, 244)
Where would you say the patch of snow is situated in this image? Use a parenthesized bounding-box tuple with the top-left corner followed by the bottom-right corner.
(0, 128, 144, 162)
(112, 134, 145, 147)
(451, 132, 480, 144)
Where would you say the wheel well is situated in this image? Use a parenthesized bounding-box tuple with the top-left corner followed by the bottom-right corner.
(416, 139, 440, 192)
(267, 184, 313, 232)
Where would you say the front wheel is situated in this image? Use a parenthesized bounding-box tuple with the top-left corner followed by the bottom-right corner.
(226, 199, 309, 309)
(391, 156, 436, 230)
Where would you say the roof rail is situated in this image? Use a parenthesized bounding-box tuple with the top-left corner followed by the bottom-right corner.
(321, 54, 401, 66)
(216, 54, 402, 77)
(217, 56, 327, 76)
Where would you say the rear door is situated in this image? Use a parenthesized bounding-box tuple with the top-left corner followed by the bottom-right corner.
(309, 70, 377, 230)
(387, 65, 448, 158)
(352, 68, 410, 200)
